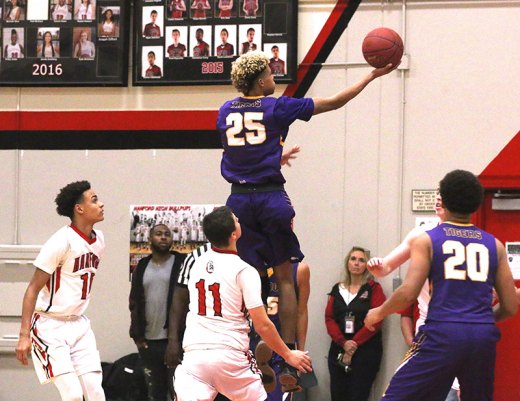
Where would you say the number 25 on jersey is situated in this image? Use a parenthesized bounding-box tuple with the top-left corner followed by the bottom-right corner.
(226, 112, 266, 146)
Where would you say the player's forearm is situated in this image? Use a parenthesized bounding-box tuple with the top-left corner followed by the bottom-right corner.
(313, 72, 375, 115)
(19, 287, 38, 337)
(377, 286, 417, 321)
(167, 313, 185, 344)
(383, 242, 412, 272)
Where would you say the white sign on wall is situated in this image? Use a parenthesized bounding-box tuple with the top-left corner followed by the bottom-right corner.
(412, 189, 437, 212)
(506, 242, 520, 280)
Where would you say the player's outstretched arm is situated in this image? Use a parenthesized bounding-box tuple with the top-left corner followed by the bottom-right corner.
(249, 306, 312, 373)
(365, 234, 431, 331)
(312, 63, 396, 115)
(165, 286, 190, 368)
(16, 268, 51, 366)
(493, 240, 518, 321)
(367, 226, 424, 277)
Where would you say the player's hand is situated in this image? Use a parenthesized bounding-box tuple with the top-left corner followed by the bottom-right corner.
(367, 257, 388, 277)
(16, 335, 31, 366)
(364, 308, 383, 331)
(281, 145, 301, 167)
(164, 340, 183, 369)
(285, 350, 312, 374)
(371, 62, 399, 78)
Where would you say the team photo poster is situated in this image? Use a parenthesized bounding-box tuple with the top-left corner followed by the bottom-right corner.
(129, 204, 219, 278)
(133, 0, 297, 85)
(0, 0, 128, 86)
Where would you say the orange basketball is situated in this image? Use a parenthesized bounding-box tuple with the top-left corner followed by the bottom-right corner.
(362, 27, 404, 68)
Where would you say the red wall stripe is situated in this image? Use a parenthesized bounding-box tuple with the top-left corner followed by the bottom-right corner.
(284, 0, 349, 97)
(0, 110, 219, 131)
(0, 111, 20, 131)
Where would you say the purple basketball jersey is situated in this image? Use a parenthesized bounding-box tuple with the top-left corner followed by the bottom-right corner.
(217, 96, 314, 185)
(426, 222, 498, 324)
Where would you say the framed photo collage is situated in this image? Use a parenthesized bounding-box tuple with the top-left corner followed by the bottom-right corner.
(0, 0, 129, 86)
(0, 0, 297, 86)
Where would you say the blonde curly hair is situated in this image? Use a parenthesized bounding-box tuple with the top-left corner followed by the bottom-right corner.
(230, 51, 270, 94)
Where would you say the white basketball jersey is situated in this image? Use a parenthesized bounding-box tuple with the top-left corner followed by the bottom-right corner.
(178, 244, 263, 352)
(6, 43, 23, 59)
(53, 5, 69, 18)
(413, 217, 440, 331)
(416, 281, 430, 331)
(34, 225, 104, 317)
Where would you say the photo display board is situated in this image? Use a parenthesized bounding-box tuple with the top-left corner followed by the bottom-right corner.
(0, 0, 129, 86)
(133, 0, 297, 86)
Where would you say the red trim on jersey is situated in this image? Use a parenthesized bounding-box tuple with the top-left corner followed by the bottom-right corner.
(54, 266, 62, 293)
(31, 313, 40, 332)
(70, 224, 97, 245)
(212, 247, 238, 255)
(30, 314, 56, 380)
(47, 359, 55, 379)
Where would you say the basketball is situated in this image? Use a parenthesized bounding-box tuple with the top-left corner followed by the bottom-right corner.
(362, 27, 404, 68)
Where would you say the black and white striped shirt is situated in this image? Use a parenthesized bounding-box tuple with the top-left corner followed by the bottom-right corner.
(177, 243, 211, 287)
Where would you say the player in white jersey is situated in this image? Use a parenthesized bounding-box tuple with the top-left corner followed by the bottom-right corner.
(16, 180, 106, 401)
(4, 29, 24, 60)
(197, 222, 205, 242)
(189, 223, 198, 242)
(368, 191, 445, 316)
(142, 223, 150, 243)
(165, 206, 312, 401)
(180, 223, 188, 246)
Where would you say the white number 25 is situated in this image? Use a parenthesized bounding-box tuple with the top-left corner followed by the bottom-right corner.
(443, 240, 489, 282)
(226, 112, 266, 146)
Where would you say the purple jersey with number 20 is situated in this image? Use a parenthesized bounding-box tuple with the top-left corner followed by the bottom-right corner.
(217, 96, 314, 185)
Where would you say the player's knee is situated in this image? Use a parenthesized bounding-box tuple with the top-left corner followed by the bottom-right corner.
(79, 371, 105, 401)
(84, 387, 105, 401)
(54, 374, 84, 401)
(60, 387, 83, 401)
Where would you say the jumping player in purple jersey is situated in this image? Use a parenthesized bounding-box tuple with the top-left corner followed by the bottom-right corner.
(216, 50, 396, 388)
(364, 170, 518, 401)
